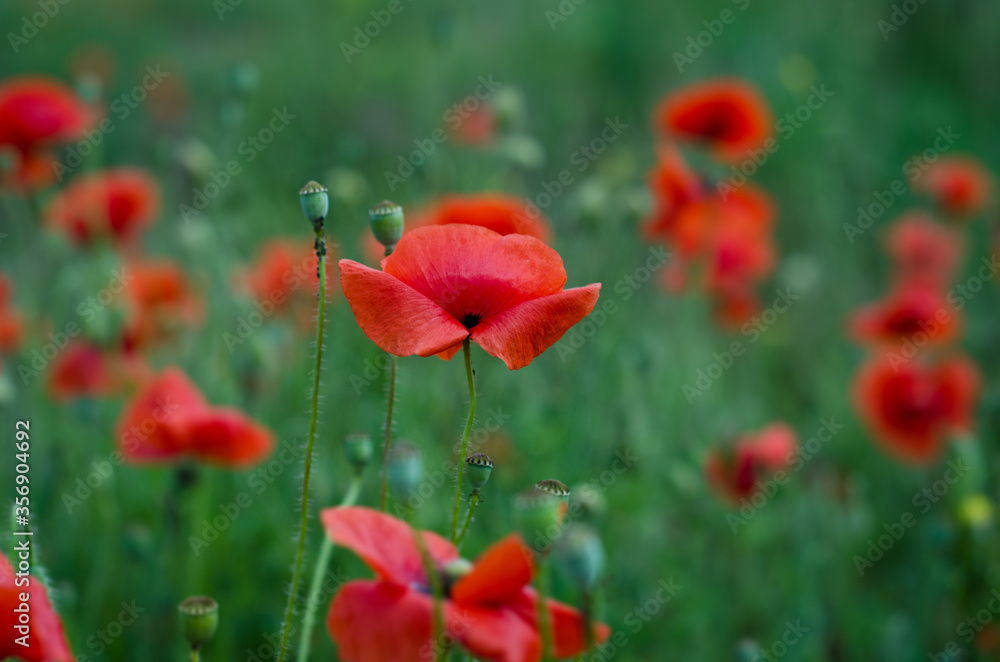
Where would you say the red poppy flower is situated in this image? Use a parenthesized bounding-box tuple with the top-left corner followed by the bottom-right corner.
(670, 185, 774, 259)
(0, 76, 91, 188)
(46, 168, 160, 246)
(884, 212, 964, 288)
(914, 155, 994, 219)
(428, 194, 552, 244)
(450, 104, 497, 146)
(340, 225, 600, 370)
(123, 259, 202, 351)
(641, 145, 705, 242)
(322, 507, 608, 662)
(0, 274, 25, 353)
(47, 340, 148, 401)
(115, 367, 274, 466)
(705, 423, 798, 502)
(0, 555, 75, 662)
(852, 354, 980, 464)
(655, 79, 773, 162)
(235, 238, 334, 329)
(848, 283, 960, 349)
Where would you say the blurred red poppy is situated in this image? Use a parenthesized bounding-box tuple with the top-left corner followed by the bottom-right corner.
(235, 238, 334, 330)
(47, 340, 148, 401)
(884, 213, 964, 288)
(46, 168, 160, 246)
(852, 354, 980, 464)
(0, 76, 91, 188)
(655, 78, 773, 162)
(0, 555, 75, 662)
(848, 283, 961, 349)
(0, 273, 25, 353)
(123, 259, 202, 351)
(115, 366, 274, 466)
(914, 155, 994, 219)
(641, 145, 705, 242)
(450, 103, 497, 146)
(340, 225, 600, 370)
(705, 423, 798, 503)
(322, 506, 609, 662)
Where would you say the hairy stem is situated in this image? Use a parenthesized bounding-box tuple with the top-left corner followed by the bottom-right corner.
(456, 491, 481, 548)
(379, 355, 397, 512)
(450, 338, 477, 542)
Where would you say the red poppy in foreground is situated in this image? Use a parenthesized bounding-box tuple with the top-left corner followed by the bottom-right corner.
(322, 507, 609, 662)
(46, 168, 160, 246)
(914, 155, 994, 219)
(115, 367, 274, 466)
(884, 213, 964, 288)
(705, 423, 798, 503)
(848, 283, 961, 350)
(0, 555, 75, 662)
(852, 354, 980, 464)
(655, 78, 773, 162)
(340, 225, 600, 370)
(0, 76, 91, 188)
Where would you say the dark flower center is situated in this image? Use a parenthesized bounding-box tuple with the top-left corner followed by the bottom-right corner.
(461, 313, 481, 329)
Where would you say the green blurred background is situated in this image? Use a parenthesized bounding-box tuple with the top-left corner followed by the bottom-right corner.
(2, 0, 1000, 659)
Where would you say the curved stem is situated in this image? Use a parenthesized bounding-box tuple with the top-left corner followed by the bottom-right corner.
(277, 232, 328, 662)
(379, 355, 397, 512)
(450, 338, 477, 542)
(414, 530, 445, 662)
(456, 491, 480, 548)
(536, 560, 553, 661)
(189, 647, 200, 662)
(296, 477, 363, 662)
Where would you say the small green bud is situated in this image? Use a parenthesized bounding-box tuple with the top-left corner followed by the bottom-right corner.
(343, 432, 373, 473)
(369, 200, 405, 254)
(386, 442, 423, 501)
(299, 181, 329, 230)
(555, 524, 605, 589)
(178, 596, 219, 648)
(465, 453, 493, 491)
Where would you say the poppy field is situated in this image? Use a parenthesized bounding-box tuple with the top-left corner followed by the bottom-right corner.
(2, 0, 1000, 660)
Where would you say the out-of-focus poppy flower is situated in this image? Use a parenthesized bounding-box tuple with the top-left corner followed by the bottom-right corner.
(914, 156, 994, 219)
(234, 238, 334, 330)
(0, 76, 91, 188)
(0, 273, 25, 353)
(46, 168, 160, 246)
(115, 366, 274, 466)
(641, 145, 705, 242)
(670, 185, 775, 258)
(852, 354, 980, 464)
(884, 213, 964, 288)
(47, 340, 148, 401)
(705, 423, 798, 503)
(711, 283, 760, 331)
(848, 283, 960, 350)
(0, 555, 75, 662)
(339, 225, 600, 370)
(450, 103, 497, 146)
(428, 194, 552, 244)
(322, 506, 609, 662)
(123, 259, 202, 350)
(655, 78, 773, 162)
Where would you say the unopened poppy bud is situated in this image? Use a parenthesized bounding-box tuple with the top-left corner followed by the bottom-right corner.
(178, 596, 218, 648)
(299, 181, 329, 231)
(386, 441, 423, 500)
(343, 432, 373, 473)
(535, 479, 570, 498)
(465, 453, 493, 491)
(369, 200, 404, 254)
(514, 487, 563, 554)
(555, 525, 604, 589)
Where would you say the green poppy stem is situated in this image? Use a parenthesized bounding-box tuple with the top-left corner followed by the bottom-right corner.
(414, 529, 446, 662)
(536, 560, 554, 661)
(456, 491, 481, 548)
(450, 338, 477, 542)
(379, 354, 397, 512)
(276, 231, 327, 662)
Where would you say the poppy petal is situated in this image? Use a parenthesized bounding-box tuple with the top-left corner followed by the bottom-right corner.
(321, 507, 458, 584)
(452, 534, 533, 606)
(339, 259, 469, 358)
(178, 408, 275, 467)
(508, 591, 610, 659)
(445, 602, 541, 662)
(1, 557, 75, 662)
(472, 284, 601, 370)
(327, 581, 434, 662)
(115, 367, 206, 462)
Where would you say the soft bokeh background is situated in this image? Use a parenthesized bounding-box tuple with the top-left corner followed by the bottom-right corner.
(2, 0, 1000, 660)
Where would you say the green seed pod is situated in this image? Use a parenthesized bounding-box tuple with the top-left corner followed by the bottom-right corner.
(299, 181, 329, 230)
(343, 432, 373, 473)
(386, 442, 423, 501)
(369, 200, 405, 254)
(535, 479, 570, 499)
(514, 487, 563, 554)
(555, 524, 605, 589)
(465, 453, 493, 491)
(178, 596, 219, 648)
